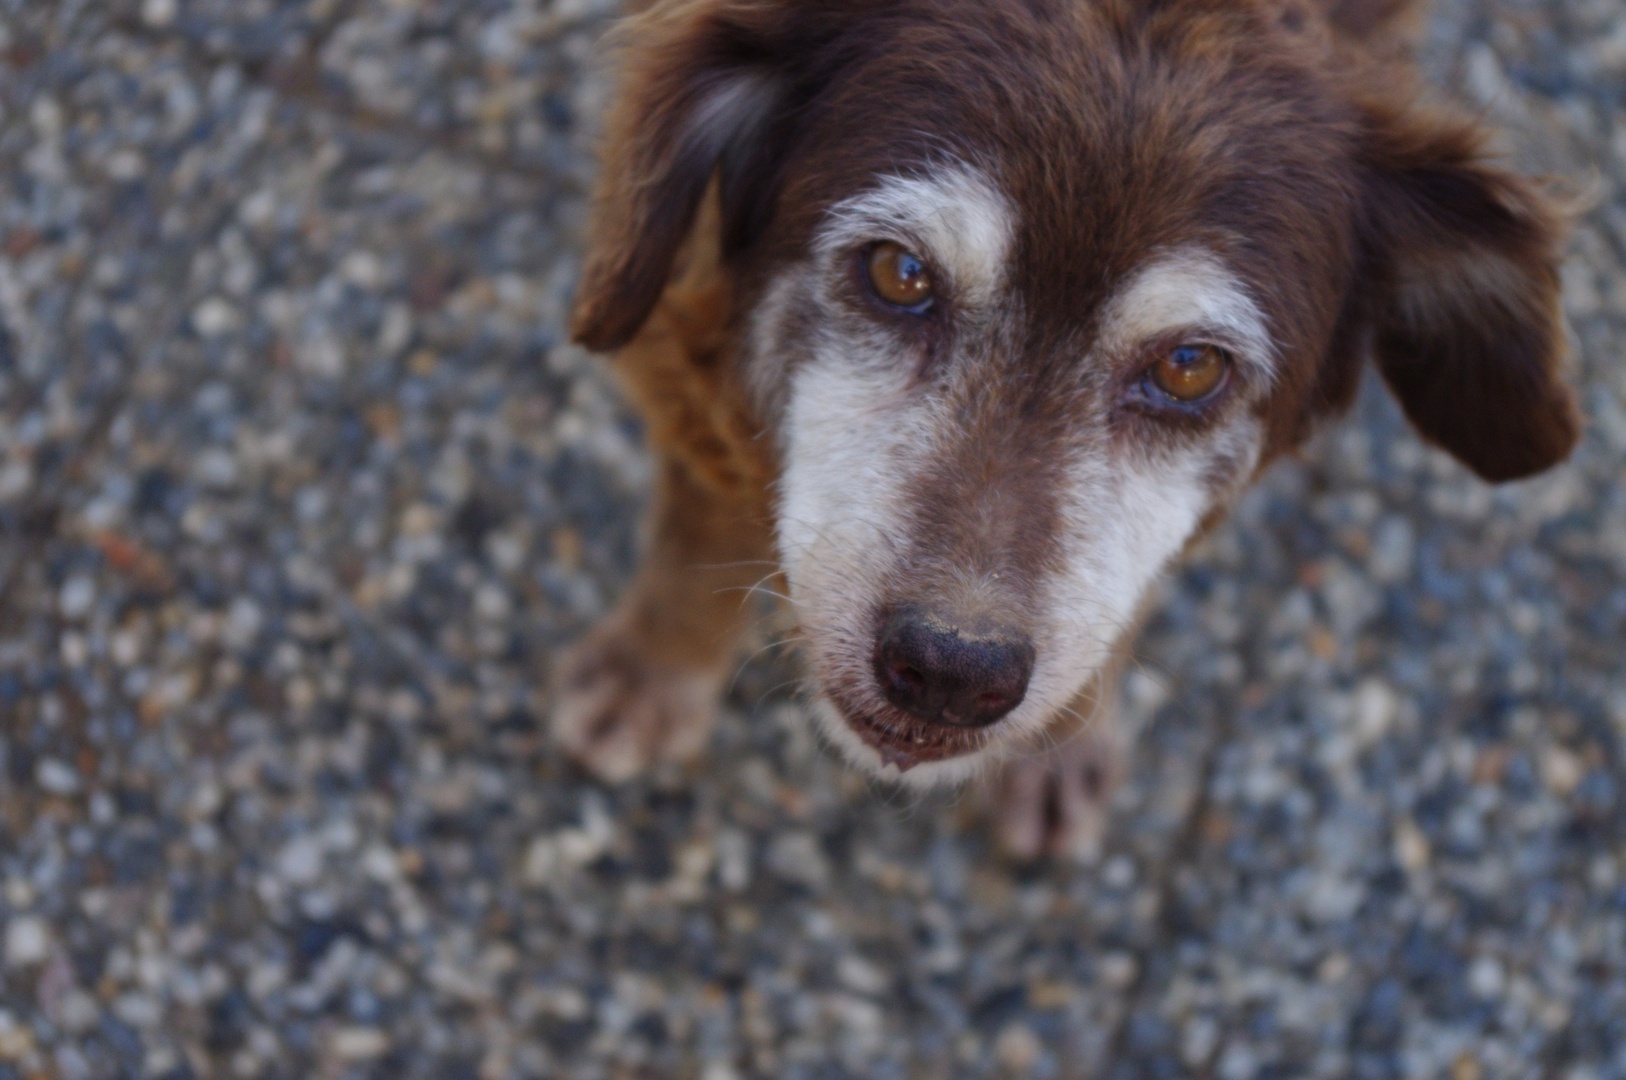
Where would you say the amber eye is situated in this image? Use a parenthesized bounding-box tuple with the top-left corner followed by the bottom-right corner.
(1149, 343, 1229, 403)
(866, 242, 933, 309)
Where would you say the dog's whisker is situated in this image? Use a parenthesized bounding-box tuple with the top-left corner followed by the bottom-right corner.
(716, 582, 795, 606)
(725, 635, 810, 696)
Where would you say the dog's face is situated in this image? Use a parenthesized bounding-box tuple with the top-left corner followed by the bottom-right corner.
(764, 168, 1282, 784)
(574, 0, 1578, 785)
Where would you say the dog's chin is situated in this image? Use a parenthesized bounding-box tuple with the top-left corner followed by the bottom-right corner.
(808, 697, 998, 790)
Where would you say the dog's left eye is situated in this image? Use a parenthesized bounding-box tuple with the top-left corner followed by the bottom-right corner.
(1147, 343, 1230, 403)
(867, 242, 934, 310)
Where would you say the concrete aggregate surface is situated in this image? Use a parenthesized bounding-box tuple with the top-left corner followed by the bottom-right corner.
(0, 0, 1623, 1077)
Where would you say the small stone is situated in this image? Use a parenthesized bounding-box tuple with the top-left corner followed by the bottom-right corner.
(0, 1010, 33, 1059)
(521, 836, 559, 887)
(1098, 951, 1138, 990)
(59, 576, 95, 620)
(29, 95, 62, 137)
(188, 779, 223, 820)
(473, 583, 511, 620)
(1026, 980, 1074, 1009)
(192, 297, 240, 338)
(57, 989, 100, 1035)
(0, 460, 31, 501)
(60, 631, 88, 668)
(1393, 819, 1430, 872)
(339, 251, 384, 291)
(837, 955, 888, 996)
(1468, 956, 1505, 999)
(715, 827, 751, 892)
(106, 149, 145, 181)
(299, 336, 347, 377)
(766, 831, 829, 891)
(1305, 871, 1364, 923)
(140, 0, 177, 26)
(113, 991, 161, 1028)
(1101, 855, 1136, 889)
(994, 1023, 1041, 1072)
(35, 758, 80, 795)
(5, 916, 52, 968)
(1181, 1014, 1221, 1067)
(1321, 559, 1380, 636)
(1217, 1041, 1260, 1080)
(1350, 679, 1397, 748)
(224, 597, 263, 649)
(144, 1046, 181, 1076)
(378, 303, 414, 355)
(1367, 515, 1415, 583)
(330, 1026, 389, 1060)
(362, 844, 403, 883)
(276, 836, 323, 885)
(1317, 952, 1351, 984)
(1452, 1052, 1484, 1080)
(1608, 688, 1626, 736)
(194, 447, 238, 490)
(1541, 746, 1584, 797)
(399, 502, 439, 537)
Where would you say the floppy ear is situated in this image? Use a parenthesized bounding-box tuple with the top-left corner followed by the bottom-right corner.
(571, 0, 848, 352)
(1355, 104, 1580, 482)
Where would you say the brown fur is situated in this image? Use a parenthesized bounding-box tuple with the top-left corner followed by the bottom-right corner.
(558, 0, 1579, 855)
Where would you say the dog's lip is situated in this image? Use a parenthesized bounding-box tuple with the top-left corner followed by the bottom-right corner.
(832, 698, 988, 771)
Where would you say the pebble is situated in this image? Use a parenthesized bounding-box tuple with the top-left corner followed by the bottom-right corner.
(57, 576, 94, 620)
(767, 831, 832, 891)
(330, 1027, 390, 1061)
(1468, 956, 1506, 1000)
(1099, 951, 1139, 991)
(994, 1023, 1042, 1072)
(275, 837, 324, 887)
(5, 918, 52, 969)
(1541, 745, 1585, 796)
(140, 0, 177, 27)
(1181, 1014, 1221, 1067)
(191, 298, 239, 338)
(1393, 818, 1432, 873)
(34, 759, 80, 796)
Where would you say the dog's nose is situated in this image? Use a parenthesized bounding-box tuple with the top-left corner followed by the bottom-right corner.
(873, 608, 1034, 728)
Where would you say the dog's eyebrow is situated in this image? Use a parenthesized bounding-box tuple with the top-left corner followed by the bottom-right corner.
(1097, 248, 1277, 380)
(816, 165, 1015, 305)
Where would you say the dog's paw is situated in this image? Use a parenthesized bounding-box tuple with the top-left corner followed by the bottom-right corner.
(990, 731, 1124, 864)
(552, 626, 724, 783)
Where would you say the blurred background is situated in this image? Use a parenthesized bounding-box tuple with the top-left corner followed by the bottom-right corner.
(0, 0, 1623, 1077)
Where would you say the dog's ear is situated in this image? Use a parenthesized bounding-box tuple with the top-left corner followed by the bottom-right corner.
(571, 1, 849, 352)
(1354, 102, 1580, 482)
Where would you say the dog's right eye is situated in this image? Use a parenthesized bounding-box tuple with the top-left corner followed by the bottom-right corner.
(1147, 343, 1229, 404)
(866, 242, 934, 310)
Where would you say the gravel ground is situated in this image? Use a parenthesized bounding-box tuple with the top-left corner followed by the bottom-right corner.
(0, 1, 1623, 1078)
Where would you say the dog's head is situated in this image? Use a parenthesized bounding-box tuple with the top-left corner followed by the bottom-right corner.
(573, 0, 1579, 785)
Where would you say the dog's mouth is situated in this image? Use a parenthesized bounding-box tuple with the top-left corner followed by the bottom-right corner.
(823, 684, 993, 771)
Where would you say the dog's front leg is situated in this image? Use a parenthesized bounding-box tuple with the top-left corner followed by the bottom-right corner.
(552, 458, 773, 782)
(987, 687, 1126, 864)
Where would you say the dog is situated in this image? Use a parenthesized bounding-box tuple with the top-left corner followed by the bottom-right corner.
(553, 0, 1579, 860)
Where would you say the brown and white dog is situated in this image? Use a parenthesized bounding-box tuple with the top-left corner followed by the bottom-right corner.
(554, 0, 1579, 859)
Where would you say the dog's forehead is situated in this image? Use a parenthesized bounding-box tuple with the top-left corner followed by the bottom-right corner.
(777, 0, 1354, 338)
